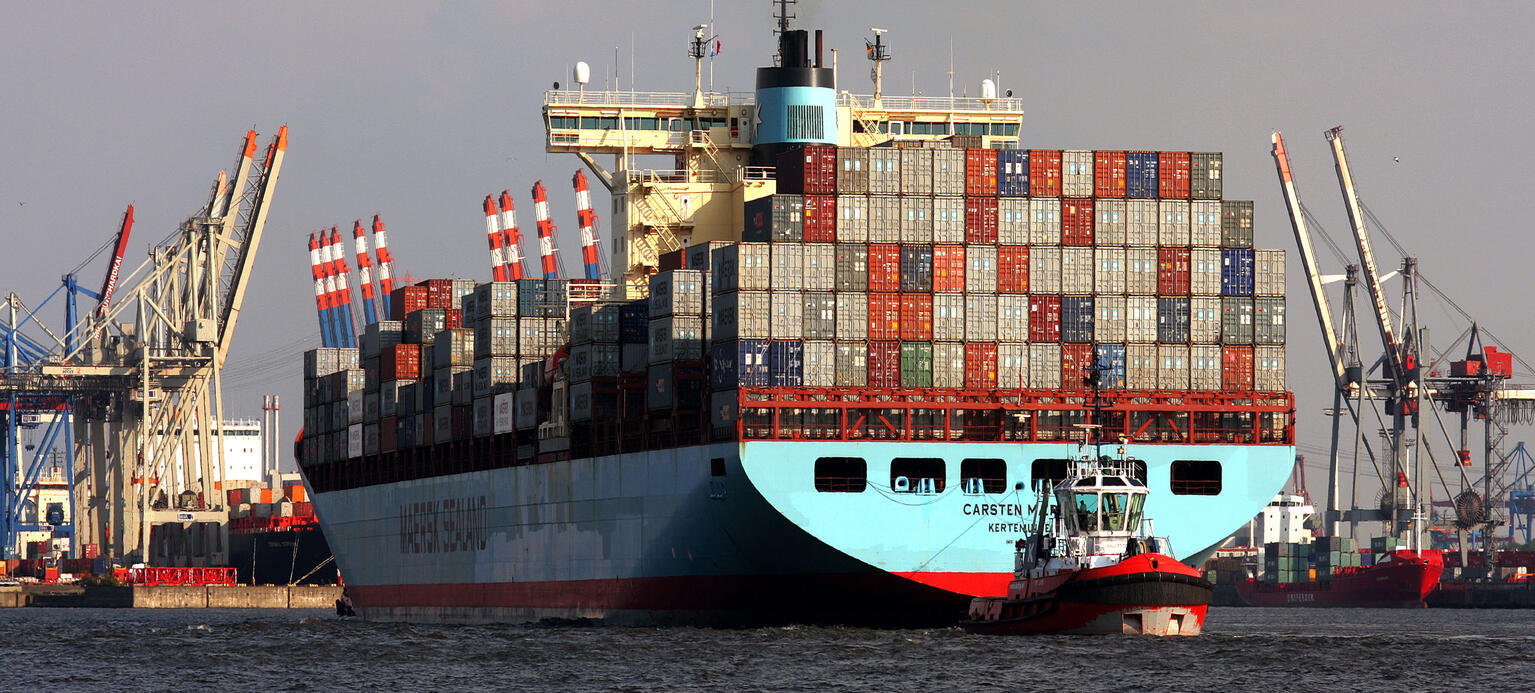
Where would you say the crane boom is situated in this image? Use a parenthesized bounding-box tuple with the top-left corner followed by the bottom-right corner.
(1326, 126, 1405, 381)
(1271, 132, 1348, 389)
(96, 204, 135, 317)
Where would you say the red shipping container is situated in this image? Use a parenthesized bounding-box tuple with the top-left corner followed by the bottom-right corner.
(422, 278, 455, 309)
(868, 340, 902, 388)
(1061, 343, 1094, 390)
(898, 294, 933, 341)
(776, 144, 838, 195)
(868, 293, 902, 340)
(932, 245, 967, 292)
(868, 244, 902, 292)
(1222, 345, 1254, 391)
(390, 285, 430, 320)
(659, 249, 687, 271)
(965, 196, 999, 243)
(421, 413, 435, 446)
(444, 309, 462, 329)
(965, 342, 998, 390)
(1094, 150, 1127, 198)
(1158, 151, 1191, 199)
(1157, 247, 1191, 295)
(379, 416, 398, 453)
(381, 343, 422, 380)
(998, 246, 1030, 293)
(802, 195, 837, 243)
(1062, 197, 1095, 246)
(1030, 295, 1062, 342)
(1029, 149, 1063, 197)
(965, 148, 999, 196)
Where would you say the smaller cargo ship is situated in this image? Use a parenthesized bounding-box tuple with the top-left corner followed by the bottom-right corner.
(962, 447, 1212, 636)
(1236, 536, 1443, 608)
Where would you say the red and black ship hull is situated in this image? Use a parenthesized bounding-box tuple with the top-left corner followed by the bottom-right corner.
(962, 554, 1213, 636)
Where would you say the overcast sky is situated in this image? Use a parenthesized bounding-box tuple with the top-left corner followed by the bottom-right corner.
(2, 1, 1532, 508)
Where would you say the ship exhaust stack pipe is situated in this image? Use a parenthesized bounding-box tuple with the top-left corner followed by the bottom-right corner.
(815, 30, 822, 68)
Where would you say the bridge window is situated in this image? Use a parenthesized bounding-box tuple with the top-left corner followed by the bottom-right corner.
(990, 122, 1019, 136)
(1030, 459, 1072, 490)
(624, 117, 660, 131)
(549, 116, 578, 129)
(911, 121, 950, 136)
(960, 458, 1006, 494)
(1170, 460, 1222, 495)
(891, 457, 945, 494)
(814, 457, 866, 492)
(954, 122, 989, 136)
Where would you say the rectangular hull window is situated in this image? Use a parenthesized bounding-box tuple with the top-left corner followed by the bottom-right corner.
(961, 458, 1007, 494)
(1170, 460, 1222, 495)
(891, 457, 945, 494)
(815, 457, 866, 493)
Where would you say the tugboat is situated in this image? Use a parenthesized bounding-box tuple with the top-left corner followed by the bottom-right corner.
(961, 448, 1214, 636)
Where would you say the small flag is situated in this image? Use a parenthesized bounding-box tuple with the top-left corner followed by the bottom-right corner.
(865, 40, 874, 59)
(711, 39, 721, 57)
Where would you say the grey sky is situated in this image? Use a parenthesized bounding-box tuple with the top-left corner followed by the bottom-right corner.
(2, 1, 1532, 509)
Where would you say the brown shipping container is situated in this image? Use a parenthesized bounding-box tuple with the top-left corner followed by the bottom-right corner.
(868, 293, 902, 341)
(965, 197, 999, 243)
(899, 294, 933, 341)
(1030, 295, 1062, 342)
(998, 246, 1029, 293)
(1095, 150, 1127, 198)
(777, 144, 838, 195)
(1062, 198, 1095, 246)
(966, 342, 999, 390)
(802, 195, 837, 242)
(868, 243, 902, 292)
(867, 340, 901, 388)
(1222, 345, 1255, 391)
(421, 279, 455, 309)
(965, 148, 999, 196)
(1158, 151, 1191, 199)
(381, 344, 422, 381)
(658, 249, 686, 272)
(933, 245, 966, 292)
(1061, 343, 1094, 390)
(379, 416, 398, 453)
(1029, 149, 1062, 197)
(390, 285, 430, 321)
(1158, 247, 1191, 296)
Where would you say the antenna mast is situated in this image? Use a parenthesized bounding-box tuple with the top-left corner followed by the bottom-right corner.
(867, 28, 890, 108)
(772, 0, 796, 66)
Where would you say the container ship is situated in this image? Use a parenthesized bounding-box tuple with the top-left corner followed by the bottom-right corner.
(1235, 536, 1443, 608)
(295, 15, 1296, 624)
(225, 481, 338, 586)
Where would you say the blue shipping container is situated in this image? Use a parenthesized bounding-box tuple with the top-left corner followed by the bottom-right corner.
(620, 299, 649, 343)
(516, 279, 545, 316)
(710, 339, 770, 390)
(1061, 296, 1095, 343)
(1093, 344, 1127, 389)
(768, 340, 805, 386)
(1126, 151, 1159, 199)
(899, 245, 934, 293)
(1221, 248, 1255, 297)
(1157, 297, 1191, 344)
(997, 149, 1030, 197)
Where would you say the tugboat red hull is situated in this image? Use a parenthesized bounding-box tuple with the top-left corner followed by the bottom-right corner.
(962, 554, 1213, 636)
(1236, 549, 1444, 608)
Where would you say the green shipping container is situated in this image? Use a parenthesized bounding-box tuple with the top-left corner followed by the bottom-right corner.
(900, 341, 933, 387)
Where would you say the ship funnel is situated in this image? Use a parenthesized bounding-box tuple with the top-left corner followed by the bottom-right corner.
(753, 26, 836, 165)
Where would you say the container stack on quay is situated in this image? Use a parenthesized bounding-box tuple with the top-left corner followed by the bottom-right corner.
(1260, 538, 1371, 584)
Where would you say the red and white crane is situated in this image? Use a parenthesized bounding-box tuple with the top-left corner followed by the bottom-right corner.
(499, 190, 525, 280)
(531, 181, 561, 279)
(328, 227, 358, 347)
(484, 195, 509, 282)
(572, 170, 602, 280)
(308, 232, 337, 347)
(371, 214, 397, 317)
(352, 220, 380, 327)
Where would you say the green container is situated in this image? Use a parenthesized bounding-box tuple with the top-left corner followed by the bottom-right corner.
(899, 341, 933, 387)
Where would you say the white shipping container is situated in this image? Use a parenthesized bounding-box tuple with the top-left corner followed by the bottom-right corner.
(835, 341, 868, 386)
(1029, 198, 1062, 245)
(933, 196, 966, 243)
(1255, 249, 1286, 297)
(347, 389, 363, 424)
(933, 342, 966, 388)
(771, 243, 805, 291)
(933, 149, 966, 196)
(1060, 247, 1094, 294)
(1029, 343, 1062, 389)
(836, 194, 869, 243)
(867, 195, 901, 242)
(1158, 345, 1190, 390)
(1190, 345, 1222, 390)
(998, 295, 1030, 342)
(1127, 296, 1158, 342)
(1062, 150, 1095, 197)
(966, 294, 998, 341)
(1029, 246, 1061, 294)
(835, 293, 869, 341)
(900, 196, 933, 244)
(1126, 247, 1158, 295)
(649, 269, 705, 317)
(1191, 248, 1222, 296)
(998, 198, 1029, 245)
(713, 291, 772, 341)
(1190, 297, 1222, 344)
(347, 423, 363, 459)
(493, 391, 516, 433)
(1126, 199, 1159, 246)
(1095, 199, 1127, 246)
(1127, 344, 1158, 389)
(770, 291, 804, 339)
(1095, 246, 1126, 294)
(1255, 345, 1286, 391)
(998, 342, 1028, 389)
(1159, 199, 1191, 246)
(966, 245, 998, 293)
(1095, 295, 1126, 343)
(1190, 200, 1222, 246)
(713, 243, 772, 292)
(933, 293, 966, 341)
(803, 244, 836, 291)
(804, 340, 836, 387)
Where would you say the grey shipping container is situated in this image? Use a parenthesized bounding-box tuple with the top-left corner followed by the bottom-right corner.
(933, 148, 966, 195)
(1159, 200, 1190, 246)
(868, 195, 900, 242)
(1127, 344, 1158, 389)
(1191, 200, 1222, 246)
(712, 291, 771, 341)
(1190, 296, 1222, 344)
(1095, 295, 1126, 343)
(469, 281, 518, 322)
(835, 292, 869, 341)
(1061, 247, 1094, 294)
(1158, 297, 1191, 344)
(650, 315, 705, 363)
(900, 149, 934, 195)
(803, 340, 836, 386)
(966, 294, 999, 341)
(835, 244, 869, 292)
(1062, 150, 1095, 197)
(836, 194, 869, 242)
(771, 243, 805, 291)
(1030, 198, 1062, 245)
(473, 395, 494, 438)
(900, 196, 933, 243)
(474, 317, 518, 358)
(803, 292, 837, 339)
(1191, 152, 1223, 200)
(1126, 247, 1158, 294)
(1158, 345, 1190, 390)
(1126, 296, 1158, 342)
(1222, 297, 1255, 344)
(1029, 343, 1062, 389)
(1096, 247, 1126, 294)
(1126, 199, 1158, 246)
(569, 304, 621, 345)
(770, 291, 804, 339)
(514, 389, 538, 432)
(517, 317, 560, 355)
(1221, 200, 1254, 248)
(837, 148, 870, 193)
(966, 245, 998, 293)
(998, 198, 1029, 245)
(868, 148, 901, 194)
(1253, 297, 1286, 345)
(835, 341, 868, 386)
(473, 356, 520, 396)
(998, 342, 1028, 389)
(933, 293, 966, 341)
(933, 196, 966, 243)
(1191, 248, 1222, 296)
(434, 328, 475, 368)
(1255, 345, 1286, 391)
(1095, 199, 1127, 246)
(1190, 345, 1222, 390)
(687, 240, 734, 282)
(1029, 246, 1061, 294)
(1255, 249, 1285, 297)
(998, 295, 1029, 342)
(803, 244, 836, 291)
(743, 194, 803, 243)
(933, 342, 966, 388)
(713, 243, 773, 292)
(649, 269, 705, 317)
